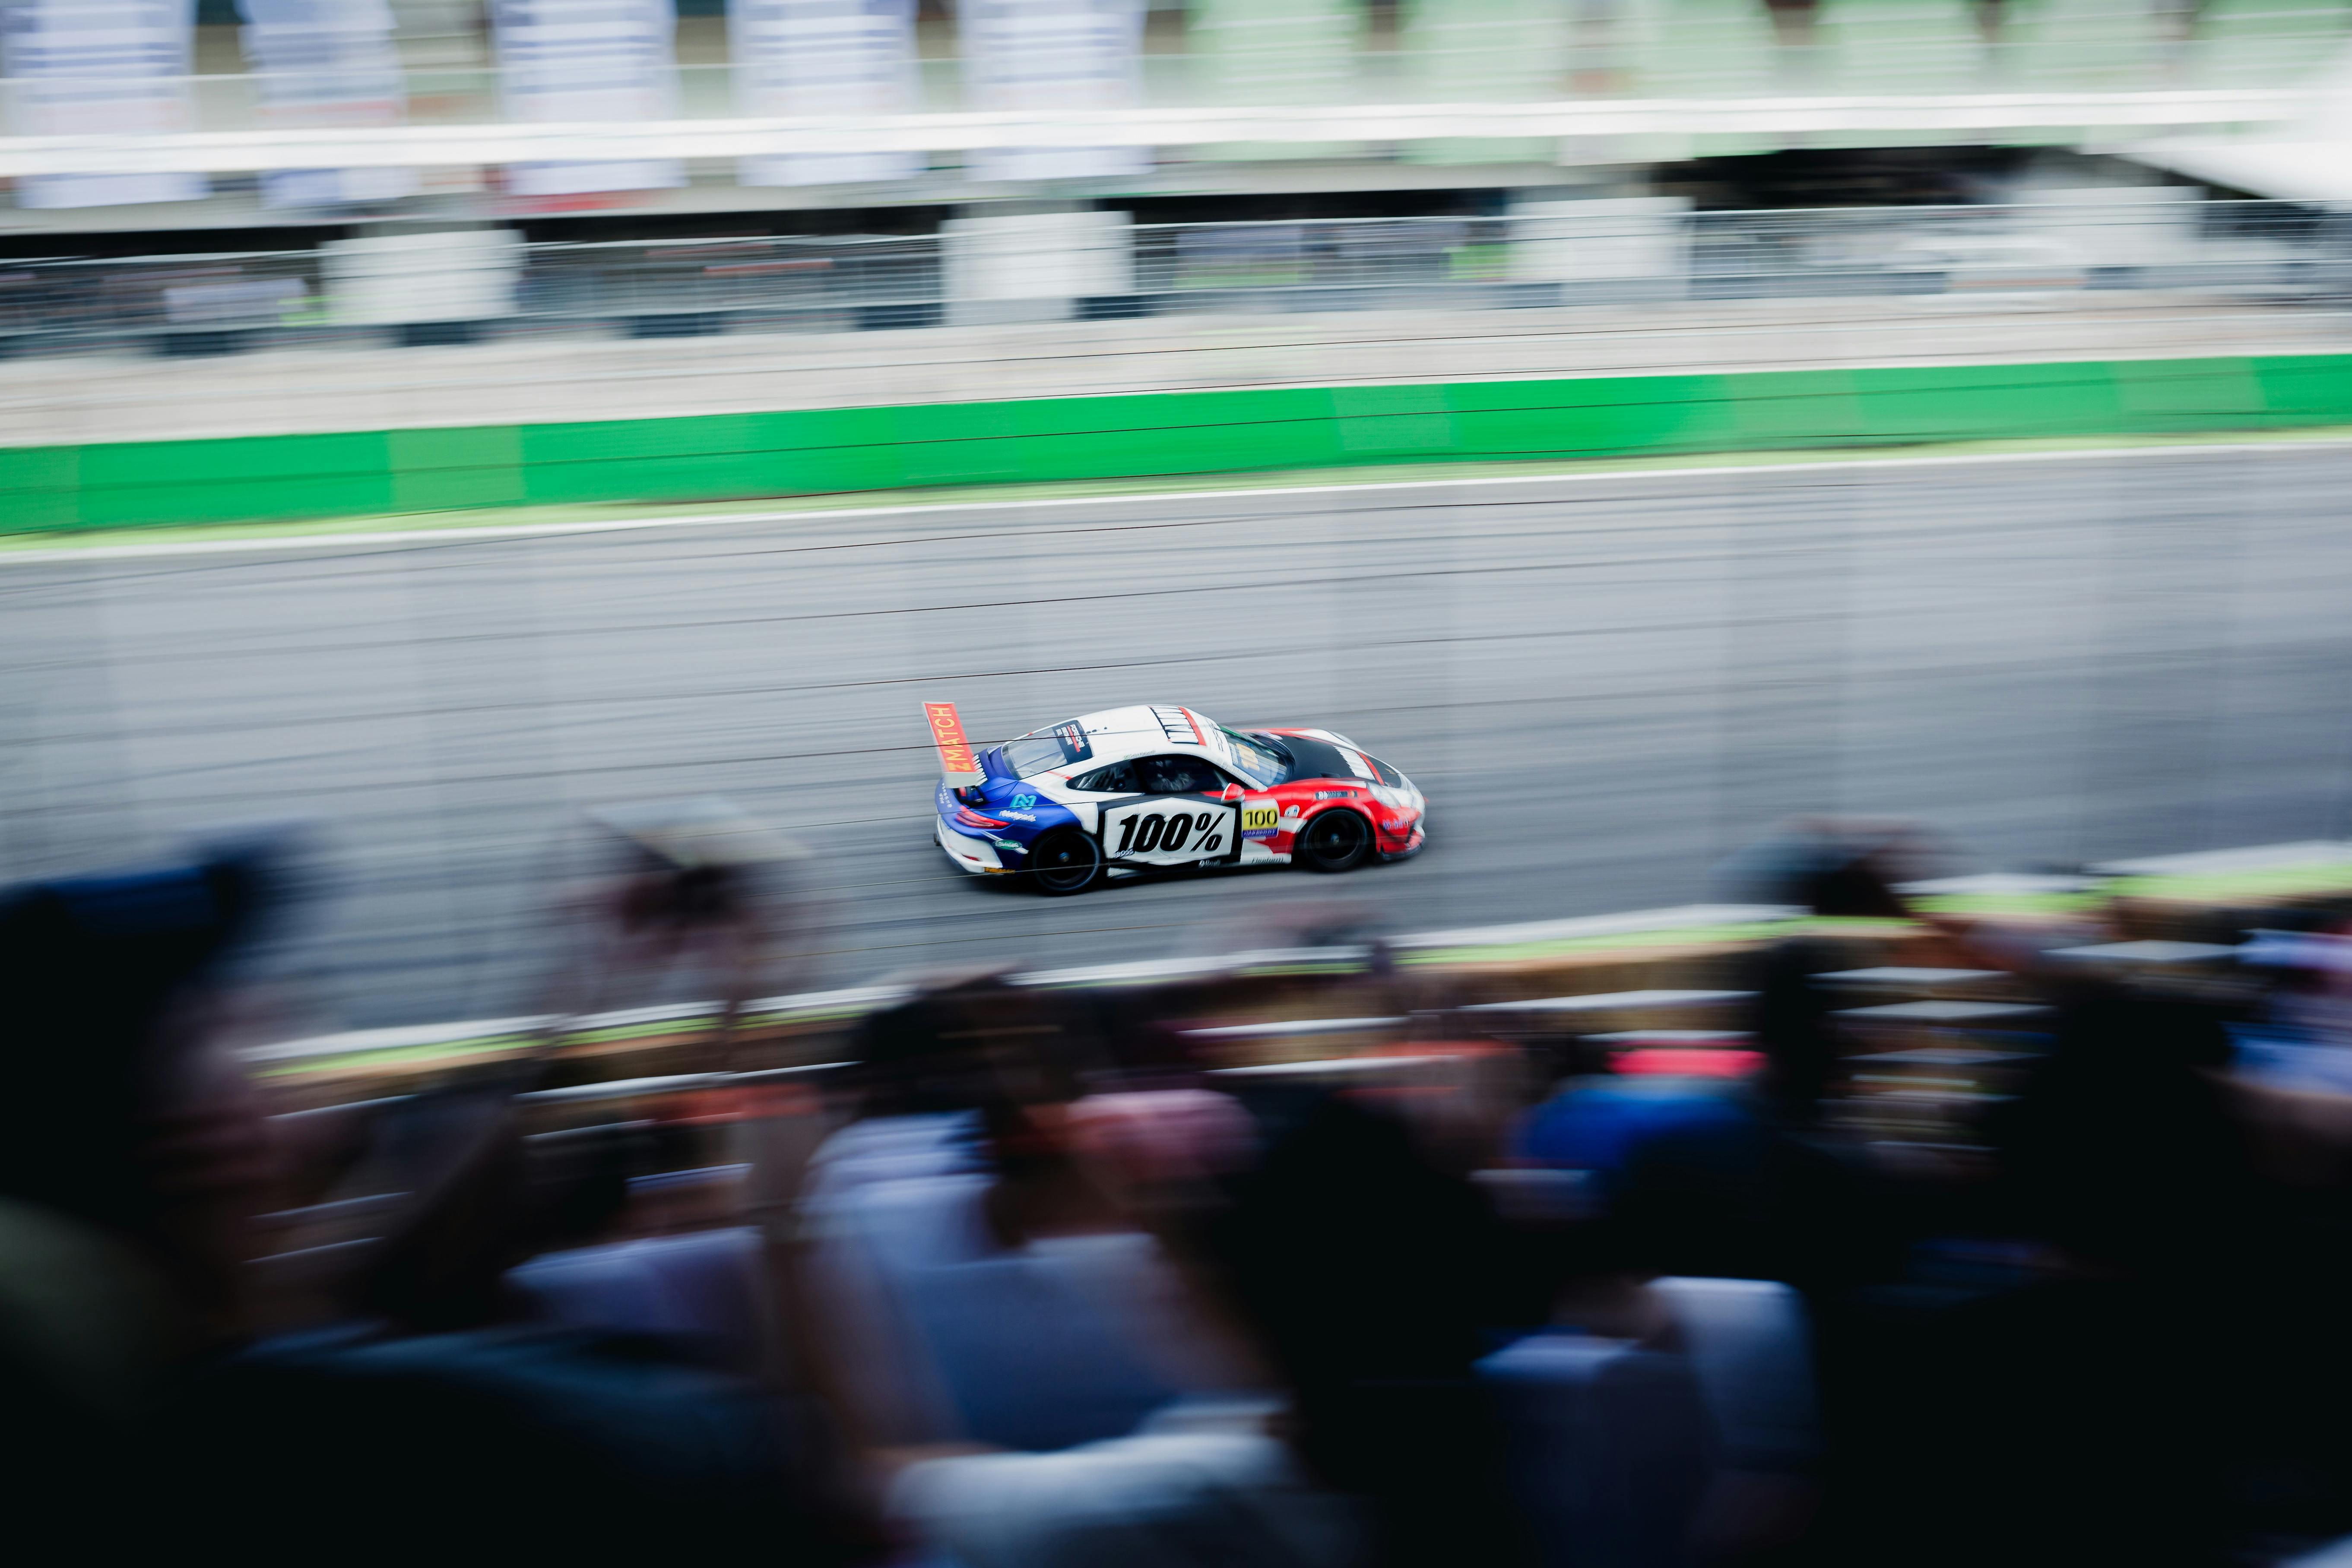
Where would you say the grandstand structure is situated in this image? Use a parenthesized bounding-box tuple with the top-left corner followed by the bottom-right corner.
(0, 0, 2342, 245)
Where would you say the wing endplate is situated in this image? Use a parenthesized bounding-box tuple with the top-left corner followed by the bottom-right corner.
(924, 700, 986, 787)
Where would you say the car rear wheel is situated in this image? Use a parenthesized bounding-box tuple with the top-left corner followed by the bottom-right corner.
(1028, 829, 1104, 895)
(1296, 808, 1372, 873)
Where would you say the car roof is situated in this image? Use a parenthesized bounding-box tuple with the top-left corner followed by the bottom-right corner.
(1016, 704, 1229, 775)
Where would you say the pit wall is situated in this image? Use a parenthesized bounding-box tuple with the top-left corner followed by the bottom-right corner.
(7, 354, 2350, 532)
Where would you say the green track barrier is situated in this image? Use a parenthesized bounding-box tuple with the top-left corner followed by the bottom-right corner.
(6, 354, 2351, 532)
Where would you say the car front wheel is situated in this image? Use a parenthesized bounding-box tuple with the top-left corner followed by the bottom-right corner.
(1296, 808, 1372, 873)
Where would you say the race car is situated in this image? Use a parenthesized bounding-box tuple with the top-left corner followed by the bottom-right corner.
(926, 700, 1426, 895)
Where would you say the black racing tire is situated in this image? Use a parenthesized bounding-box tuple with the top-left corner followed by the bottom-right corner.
(1028, 829, 1105, 895)
(1296, 808, 1373, 873)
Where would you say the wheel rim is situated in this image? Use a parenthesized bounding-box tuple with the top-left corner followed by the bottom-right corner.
(1306, 811, 1366, 865)
(1033, 836, 1098, 890)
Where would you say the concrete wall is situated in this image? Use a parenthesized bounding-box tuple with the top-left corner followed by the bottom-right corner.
(6, 353, 2349, 531)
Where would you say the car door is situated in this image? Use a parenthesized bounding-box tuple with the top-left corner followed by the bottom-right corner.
(1100, 754, 1240, 866)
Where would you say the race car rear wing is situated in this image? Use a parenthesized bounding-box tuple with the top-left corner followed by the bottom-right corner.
(923, 700, 987, 788)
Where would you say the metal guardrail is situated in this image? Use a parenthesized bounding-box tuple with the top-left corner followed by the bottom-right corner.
(0, 247, 327, 351)
(0, 201, 2344, 358)
(521, 234, 947, 330)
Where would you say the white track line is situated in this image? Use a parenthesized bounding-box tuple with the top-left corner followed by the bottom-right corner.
(9, 435, 2352, 565)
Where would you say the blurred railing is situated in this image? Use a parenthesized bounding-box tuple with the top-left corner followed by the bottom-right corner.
(1681, 200, 2352, 298)
(2, 200, 2346, 359)
(520, 234, 948, 329)
(0, 247, 328, 352)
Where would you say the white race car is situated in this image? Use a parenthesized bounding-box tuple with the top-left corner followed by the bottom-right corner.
(927, 700, 1426, 894)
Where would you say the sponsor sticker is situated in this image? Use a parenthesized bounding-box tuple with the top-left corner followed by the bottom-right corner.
(923, 700, 984, 786)
(1105, 800, 1232, 862)
(1010, 793, 1037, 810)
(1001, 811, 1035, 822)
(1314, 789, 1358, 800)
(1152, 704, 1206, 745)
(1008, 720, 1093, 771)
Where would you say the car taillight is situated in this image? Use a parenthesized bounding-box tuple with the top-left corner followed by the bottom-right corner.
(954, 806, 1009, 829)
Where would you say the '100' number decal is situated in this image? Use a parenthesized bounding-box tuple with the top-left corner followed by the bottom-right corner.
(1108, 802, 1230, 861)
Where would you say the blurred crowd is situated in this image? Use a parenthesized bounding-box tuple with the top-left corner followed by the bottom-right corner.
(13, 819, 2352, 1566)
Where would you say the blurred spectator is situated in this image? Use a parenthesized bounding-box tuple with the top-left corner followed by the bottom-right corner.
(1907, 988, 2257, 1568)
(0, 833, 871, 1556)
(1202, 1089, 1535, 1568)
(1762, 0, 1824, 81)
(33, 812, 2352, 1566)
(1484, 1273, 1820, 1568)
(1515, 1036, 1761, 1208)
(0, 838, 293, 1514)
(1724, 820, 1922, 1128)
(2241, 923, 2352, 1057)
(545, 798, 818, 1070)
(162, 1068, 873, 1558)
(797, 977, 1363, 1568)
(1991, 989, 2247, 1279)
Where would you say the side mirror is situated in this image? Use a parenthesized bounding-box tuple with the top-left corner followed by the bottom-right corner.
(1220, 783, 1245, 803)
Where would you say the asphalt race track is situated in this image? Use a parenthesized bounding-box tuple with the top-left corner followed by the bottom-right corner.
(7, 443, 2352, 1030)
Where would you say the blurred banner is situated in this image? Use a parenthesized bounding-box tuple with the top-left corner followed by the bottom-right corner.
(239, 0, 420, 208)
(0, 0, 209, 209)
(1190, 0, 1360, 105)
(735, 0, 923, 187)
(959, 0, 1147, 184)
(1402, 0, 1566, 163)
(1188, 0, 1362, 161)
(490, 0, 682, 197)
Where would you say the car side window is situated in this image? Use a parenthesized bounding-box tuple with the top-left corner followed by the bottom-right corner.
(1071, 761, 1139, 793)
(1138, 755, 1226, 795)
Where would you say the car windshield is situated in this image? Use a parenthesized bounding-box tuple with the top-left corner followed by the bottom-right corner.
(1002, 720, 1094, 778)
(1222, 729, 1292, 789)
